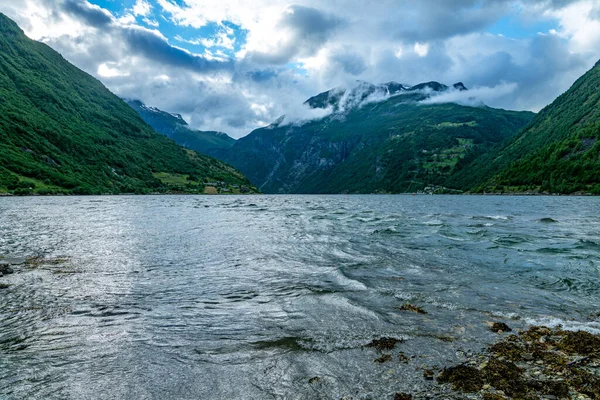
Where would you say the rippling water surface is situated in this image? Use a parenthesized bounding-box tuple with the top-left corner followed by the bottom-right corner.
(1, 195, 599, 399)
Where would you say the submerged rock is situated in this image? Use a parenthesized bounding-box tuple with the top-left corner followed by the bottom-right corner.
(490, 322, 512, 334)
(398, 304, 428, 314)
(0, 263, 14, 275)
(423, 369, 436, 381)
(374, 354, 392, 363)
(394, 393, 412, 400)
(366, 337, 403, 351)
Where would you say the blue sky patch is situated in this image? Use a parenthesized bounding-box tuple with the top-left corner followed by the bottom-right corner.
(488, 16, 557, 39)
(89, 0, 247, 59)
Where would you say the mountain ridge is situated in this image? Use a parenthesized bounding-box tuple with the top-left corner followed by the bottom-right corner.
(448, 58, 600, 194)
(0, 13, 255, 195)
(126, 99, 236, 159)
(303, 80, 468, 112)
(220, 84, 534, 194)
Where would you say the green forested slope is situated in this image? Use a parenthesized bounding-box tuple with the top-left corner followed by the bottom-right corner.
(448, 60, 600, 194)
(222, 90, 534, 193)
(0, 13, 253, 195)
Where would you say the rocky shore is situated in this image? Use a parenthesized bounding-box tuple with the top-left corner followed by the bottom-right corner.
(377, 324, 600, 400)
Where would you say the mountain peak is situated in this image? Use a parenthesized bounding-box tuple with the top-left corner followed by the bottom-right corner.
(382, 82, 410, 95)
(0, 13, 24, 36)
(453, 82, 468, 91)
(126, 99, 188, 126)
(409, 81, 448, 92)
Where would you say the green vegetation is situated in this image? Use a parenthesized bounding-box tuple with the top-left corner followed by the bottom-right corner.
(223, 92, 533, 193)
(449, 59, 600, 194)
(0, 14, 255, 195)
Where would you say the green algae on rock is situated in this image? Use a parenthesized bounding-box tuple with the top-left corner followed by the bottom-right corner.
(436, 326, 600, 399)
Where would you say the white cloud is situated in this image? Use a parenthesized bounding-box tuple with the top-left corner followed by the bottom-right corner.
(97, 62, 130, 77)
(545, 0, 600, 53)
(414, 42, 429, 57)
(421, 82, 519, 106)
(133, 0, 152, 17)
(0, 0, 599, 138)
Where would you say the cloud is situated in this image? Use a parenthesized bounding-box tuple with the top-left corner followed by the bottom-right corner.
(121, 26, 234, 73)
(420, 82, 519, 106)
(132, 0, 152, 17)
(329, 48, 368, 75)
(1, 0, 599, 138)
(384, 0, 511, 42)
(245, 5, 345, 64)
(61, 0, 113, 28)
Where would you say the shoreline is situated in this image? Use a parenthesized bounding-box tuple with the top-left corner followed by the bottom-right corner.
(0, 192, 598, 197)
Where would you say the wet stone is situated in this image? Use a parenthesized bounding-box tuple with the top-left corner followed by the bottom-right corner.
(398, 304, 428, 314)
(423, 369, 436, 381)
(433, 326, 600, 399)
(394, 393, 412, 400)
(366, 337, 403, 351)
(374, 354, 393, 363)
(437, 365, 484, 391)
(0, 264, 14, 275)
(490, 322, 512, 334)
(557, 330, 600, 355)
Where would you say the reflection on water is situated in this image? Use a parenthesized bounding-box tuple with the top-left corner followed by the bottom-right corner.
(1, 195, 599, 399)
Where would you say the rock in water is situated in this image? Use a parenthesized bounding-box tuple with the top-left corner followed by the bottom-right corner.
(0, 263, 14, 275)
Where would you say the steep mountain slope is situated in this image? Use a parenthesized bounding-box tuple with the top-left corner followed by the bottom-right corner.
(0, 14, 253, 195)
(126, 100, 236, 158)
(222, 84, 534, 194)
(449, 59, 600, 194)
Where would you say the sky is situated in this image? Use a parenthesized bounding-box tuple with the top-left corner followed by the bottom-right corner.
(1, 0, 600, 138)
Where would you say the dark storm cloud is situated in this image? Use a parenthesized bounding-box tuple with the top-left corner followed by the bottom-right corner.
(330, 49, 368, 75)
(245, 69, 279, 82)
(62, 0, 113, 28)
(386, 1, 508, 42)
(247, 5, 345, 64)
(121, 27, 234, 73)
(282, 5, 344, 37)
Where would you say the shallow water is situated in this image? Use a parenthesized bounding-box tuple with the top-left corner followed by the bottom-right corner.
(1, 195, 599, 399)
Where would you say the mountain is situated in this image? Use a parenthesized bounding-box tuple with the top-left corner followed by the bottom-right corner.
(220, 82, 535, 194)
(303, 80, 464, 111)
(126, 100, 236, 158)
(449, 59, 600, 194)
(0, 13, 254, 195)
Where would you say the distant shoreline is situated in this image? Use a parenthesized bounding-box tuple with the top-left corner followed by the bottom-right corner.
(0, 192, 597, 197)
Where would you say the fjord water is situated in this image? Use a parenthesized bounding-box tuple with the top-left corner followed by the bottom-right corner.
(1, 195, 599, 399)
